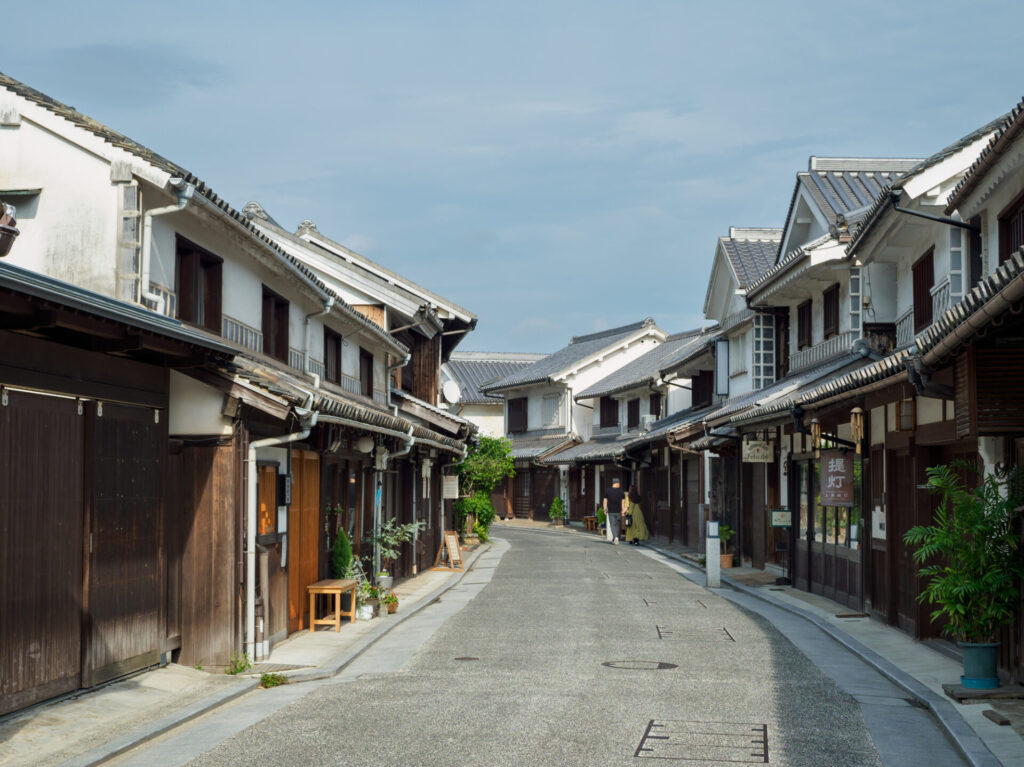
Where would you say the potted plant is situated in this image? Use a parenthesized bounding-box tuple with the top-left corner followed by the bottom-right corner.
(372, 519, 425, 588)
(719, 524, 735, 569)
(381, 589, 399, 615)
(548, 497, 566, 525)
(904, 463, 1024, 689)
(357, 582, 380, 620)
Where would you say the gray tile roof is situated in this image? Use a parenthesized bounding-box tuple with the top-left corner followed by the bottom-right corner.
(540, 434, 633, 464)
(482, 319, 662, 393)
(798, 349, 912, 408)
(776, 157, 922, 262)
(720, 228, 783, 289)
(0, 72, 407, 359)
(846, 113, 1008, 258)
(946, 96, 1024, 215)
(574, 329, 709, 400)
(508, 432, 576, 460)
(444, 352, 546, 405)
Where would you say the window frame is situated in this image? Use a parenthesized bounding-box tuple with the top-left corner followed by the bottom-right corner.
(648, 392, 662, 419)
(175, 235, 223, 334)
(822, 283, 839, 340)
(359, 347, 374, 398)
(261, 284, 290, 363)
(323, 327, 342, 385)
(627, 398, 640, 430)
(797, 299, 812, 350)
(541, 393, 561, 428)
(508, 396, 528, 434)
(599, 396, 618, 429)
(912, 247, 935, 334)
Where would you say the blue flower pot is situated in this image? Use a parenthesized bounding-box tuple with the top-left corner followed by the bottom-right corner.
(958, 641, 1000, 689)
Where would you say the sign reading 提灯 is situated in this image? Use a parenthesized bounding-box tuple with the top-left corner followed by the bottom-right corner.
(742, 440, 774, 463)
(442, 475, 460, 499)
(820, 449, 854, 507)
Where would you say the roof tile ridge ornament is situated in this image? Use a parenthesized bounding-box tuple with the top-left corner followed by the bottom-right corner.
(297, 219, 319, 236)
(243, 201, 268, 221)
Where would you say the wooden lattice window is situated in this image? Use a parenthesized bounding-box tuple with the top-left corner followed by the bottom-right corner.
(913, 248, 934, 333)
(797, 299, 812, 350)
(822, 283, 839, 339)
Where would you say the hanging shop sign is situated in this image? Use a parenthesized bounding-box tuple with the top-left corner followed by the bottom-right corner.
(820, 449, 855, 507)
(742, 440, 774, 463)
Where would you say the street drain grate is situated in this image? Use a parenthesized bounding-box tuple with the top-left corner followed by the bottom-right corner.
(603, 660, 678, 670)
(656, 626, 735, 642)
(454, 657, 479, 661)
(635, 719, 768, 762)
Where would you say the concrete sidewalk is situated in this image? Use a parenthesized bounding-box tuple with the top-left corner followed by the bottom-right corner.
(0, 543, 489, 767)
(630, 532, 1024, 767)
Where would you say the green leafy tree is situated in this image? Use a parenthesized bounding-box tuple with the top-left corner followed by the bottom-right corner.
(453, 435, 515, 540)
(904, 463, 1024, 643)
(331, 526, 354, 579)
(548, 497, 565, 520)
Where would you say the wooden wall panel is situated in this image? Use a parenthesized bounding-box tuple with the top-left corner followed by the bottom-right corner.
(288, 450, 320, 633)
(83, 402, 165, 687)
(0, 393, 84, 716)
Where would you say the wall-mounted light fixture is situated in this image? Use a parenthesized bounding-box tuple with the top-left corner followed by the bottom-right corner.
(810, 418, 821, 459)
(850, 407, 864, 455)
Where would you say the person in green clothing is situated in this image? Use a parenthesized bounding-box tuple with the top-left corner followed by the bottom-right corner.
(624, 483, 649, 545)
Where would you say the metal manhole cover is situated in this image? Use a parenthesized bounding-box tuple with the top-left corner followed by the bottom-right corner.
(635, 719, 768, 762)
(454, 656, 479, 661)
(603, 660, 678, 670)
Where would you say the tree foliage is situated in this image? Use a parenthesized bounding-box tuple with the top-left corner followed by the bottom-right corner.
(904, 463, 1024, 643)
(453, 435, 515, 541)
(330, 526, 354, 579)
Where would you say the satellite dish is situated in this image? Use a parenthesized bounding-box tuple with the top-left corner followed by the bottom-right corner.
(442, 380, 462, 404)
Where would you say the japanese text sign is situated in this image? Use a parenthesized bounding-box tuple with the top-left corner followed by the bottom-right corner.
(820, 450, 854, 507)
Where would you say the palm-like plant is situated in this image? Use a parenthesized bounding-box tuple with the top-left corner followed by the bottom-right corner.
(903, 463, 1024, 644)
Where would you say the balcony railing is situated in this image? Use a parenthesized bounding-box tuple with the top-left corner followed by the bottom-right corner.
(222, 315, 262, 354)
(895, 308, 914, 349)
(931, 278, 951, 320)
(788, 329, 856, 373)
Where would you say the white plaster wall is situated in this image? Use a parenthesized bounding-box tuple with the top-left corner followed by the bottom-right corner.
(168, 371, 234, 436)
(459, 404, 504, 437)
(863, 263, 897, 323)
(0, 118, 119, 295)
(666, 378, 692, 414)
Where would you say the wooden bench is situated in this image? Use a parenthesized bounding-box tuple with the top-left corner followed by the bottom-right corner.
(584, 516, 597, 531)
(307, 578, 358, 632)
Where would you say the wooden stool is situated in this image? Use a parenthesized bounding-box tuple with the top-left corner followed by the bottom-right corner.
(584, 516, 597, 531)
(307, 578, 358, 632)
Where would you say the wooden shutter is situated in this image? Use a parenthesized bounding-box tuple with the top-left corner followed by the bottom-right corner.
(976, 347, 1024, 434)
(912, 248, 934, 333)
(508, 397, 527, 433)
(797, 300, 812, 349)
(954, 349, 975, 439)
(649, 392, 662, 419)
(692, 370, 712, 408)
(176, 246, 197, 324)
(359, 348, 374, 397)
(627, 398, 640, 429)
(822, 284, 839, 339)
(999, 189, 1024, 263)
(202, 257, 222, 334)
(324, 328, 341, 384)
(600, 396, 618, 428)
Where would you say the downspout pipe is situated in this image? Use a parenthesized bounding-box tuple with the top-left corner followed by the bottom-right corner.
(304, 297, 335, 378)
(889, 190, 980, 232)
(246, 408, 318, 662)
(141, 178, 194, 314)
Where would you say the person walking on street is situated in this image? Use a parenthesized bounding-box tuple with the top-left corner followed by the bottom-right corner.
(624, 483, 649, 545)
(602, 478, 626, 545)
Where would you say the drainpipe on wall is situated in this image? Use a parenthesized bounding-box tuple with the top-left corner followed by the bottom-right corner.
(304, 297, 335, 380)
(245, 406, 318, 662)
(141, 178, 193, 314)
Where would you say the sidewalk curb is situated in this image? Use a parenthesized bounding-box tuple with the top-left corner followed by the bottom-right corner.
(56, 677, 260, 767)
(645, 543, 1001, 767)
(279, 541, 493, 685)
(58, 543, 492, 767)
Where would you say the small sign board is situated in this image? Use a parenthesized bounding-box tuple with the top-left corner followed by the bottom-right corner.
(442, 475, 460, 499)
(742, 440, 774, 463)
(872, 506, 886, 540)
(820, 449, 855, 507)
(432, 530, 464, 571)
(770, 509, 792, 528)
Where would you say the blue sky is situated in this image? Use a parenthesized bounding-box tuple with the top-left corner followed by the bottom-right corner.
(6, 1, 1022, 351)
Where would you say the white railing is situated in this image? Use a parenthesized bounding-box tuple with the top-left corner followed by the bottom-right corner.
(341, 373, 363, 397)
(289, 347, 304, 371)
(373, 389, 387, 407)
(222, 315, 262, 354)
(931, 278, 951, 320)
(309, 359, 325, 380)
(145, 283, 177, 318)
(895, 308, 914, 349)
(788, 329, 856, 373)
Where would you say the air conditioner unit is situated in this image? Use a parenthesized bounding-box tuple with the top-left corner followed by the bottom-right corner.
(639, 414, 657, 432)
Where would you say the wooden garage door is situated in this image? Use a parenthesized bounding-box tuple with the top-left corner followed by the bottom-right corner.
(0, 392, 84, 715)
(83, 402, 166, 687)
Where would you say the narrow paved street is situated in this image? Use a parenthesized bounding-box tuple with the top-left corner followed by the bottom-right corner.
(111, 527, 967, 767)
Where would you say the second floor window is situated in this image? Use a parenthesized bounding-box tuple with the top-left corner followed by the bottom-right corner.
(176, 236, 222, 333)
(324, 327, 342, 385)
(359, 347, 374, 397)
(999, 190, 1024, 263)
(542, 394, 561, 427)
(913, 248, 934, 333)
(691, 370, 713, 409)
(649, 392, 662, 419)
(508, 397, 527, 433)
(823, 283, 839, 339)
(797, 299, 812, 350)
(599, 396, 618, 428)
(261, 286, 289, 363)
(627, 398, 640, 429)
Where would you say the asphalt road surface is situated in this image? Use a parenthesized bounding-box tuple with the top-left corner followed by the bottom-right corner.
(111, 527, 968, 767)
